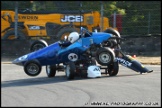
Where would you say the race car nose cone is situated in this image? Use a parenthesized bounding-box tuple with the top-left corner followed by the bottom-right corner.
(147, 70, 153, 73)
(12, 59, 17, 64)
(12, 59, 23, 66)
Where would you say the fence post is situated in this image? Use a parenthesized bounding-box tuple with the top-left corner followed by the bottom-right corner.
(148, 12, 150, 34)
(113, 11, 116, 28)
(79, 1, 82, 33)
(14, 1, 18, 38)
(100, 1, 104, 31)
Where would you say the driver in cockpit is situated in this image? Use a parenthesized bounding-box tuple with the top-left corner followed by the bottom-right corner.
(59, 32, 80, 47)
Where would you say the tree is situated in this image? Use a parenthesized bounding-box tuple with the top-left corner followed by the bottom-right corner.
(115, 1, 161, 35)
(1, 1, 32, 10)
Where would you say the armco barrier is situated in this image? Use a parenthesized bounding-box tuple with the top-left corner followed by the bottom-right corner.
(1, 35, 161, 58)
(1, 40, 31, 56)
(120, 35, 161, 56)
(1, 39, 55, 57)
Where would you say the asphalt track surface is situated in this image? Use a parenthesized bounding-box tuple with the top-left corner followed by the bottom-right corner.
(1, 63, 161, 107)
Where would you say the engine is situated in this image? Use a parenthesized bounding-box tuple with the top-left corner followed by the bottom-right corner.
(102, 39, 118, 48)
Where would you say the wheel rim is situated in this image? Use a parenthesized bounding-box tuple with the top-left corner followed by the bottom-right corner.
(99, 52, 111, 63)
(27, 63, 40, 75)
(32, 44, 45, 51)
(46, 65, 51, 75)
(65, 65, 70, 77)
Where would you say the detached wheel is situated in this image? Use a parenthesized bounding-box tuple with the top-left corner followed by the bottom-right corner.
(30, 39, 48, 52)
(65, 62, 76, 80)
(104, 28, 120, 37)
(24, 61, 42, 76)
(108, 61, 119, 76)
(95, 48, 115, 66)
(46, 65, 57, 78)
(104, 28, 121, 44)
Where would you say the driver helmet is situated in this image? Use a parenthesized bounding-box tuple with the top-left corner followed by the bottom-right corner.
(68, 32, 79, 43)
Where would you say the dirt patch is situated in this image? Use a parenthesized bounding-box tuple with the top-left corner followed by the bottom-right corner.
(134, 56, 161, 65)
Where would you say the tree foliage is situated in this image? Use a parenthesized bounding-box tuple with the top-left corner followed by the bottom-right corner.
(1, 1, 161, 35)
(115, 1, 161, 35)
(1, 1, 32, 10)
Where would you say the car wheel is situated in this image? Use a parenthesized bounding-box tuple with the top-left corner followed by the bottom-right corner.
(108, 61, 119, 76)
(2, 29, 27, 40)
(30, 39, 48, 52)
(103, 28, 121, 44)
(24, 61, 42, 76)
(91, 58, 97, 65)
(65, 62, 76, 80)
(46, 65, 57, 78)
(95, 48, 115, 66)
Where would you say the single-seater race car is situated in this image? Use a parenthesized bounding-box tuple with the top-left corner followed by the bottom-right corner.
(63, 27, 153, 79)
(12, 27, 153, 79)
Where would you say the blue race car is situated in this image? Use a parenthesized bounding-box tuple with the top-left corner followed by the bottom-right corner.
(12, 27, 115, 76)
(12, 27, 153, 79)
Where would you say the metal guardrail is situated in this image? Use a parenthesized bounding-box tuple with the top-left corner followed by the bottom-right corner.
(121, 34, 161, 38)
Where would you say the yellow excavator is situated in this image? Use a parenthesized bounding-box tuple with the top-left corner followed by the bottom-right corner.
(1, 9, 112, 40)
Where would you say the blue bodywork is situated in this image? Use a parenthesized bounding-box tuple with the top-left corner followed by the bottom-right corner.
(12, 32, 112, 66)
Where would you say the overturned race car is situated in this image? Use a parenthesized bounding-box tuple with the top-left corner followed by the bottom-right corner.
(12, 27, 153, 80)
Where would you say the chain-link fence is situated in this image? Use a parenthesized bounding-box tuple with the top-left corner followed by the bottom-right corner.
(1, 1, 161, 57)
(1, 1, 161, 37)
(113, 1, 161, 36)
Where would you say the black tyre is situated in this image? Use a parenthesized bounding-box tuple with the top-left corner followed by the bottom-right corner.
(65, 62, 76, 80)
(2, 29, 27, 40)
(57, 27, 77, 40)
(46, 65, 57, 78)
(30, 39, 48, 52)
(103, 28, 120, 37)
(24, 61, 42, 76)
(95, 48, 115, 66)
(90, 58, 97, 65)
(108, 61, 119, 76)
(103, 28, 121, 44)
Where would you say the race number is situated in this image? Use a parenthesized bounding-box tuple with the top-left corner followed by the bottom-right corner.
(68, 53, 78, 61)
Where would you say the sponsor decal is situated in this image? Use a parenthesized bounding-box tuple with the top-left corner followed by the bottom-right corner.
(141, 64, 145, 68)
(29, 26, 40, 30)
(93, 67, 100, 71)
(61, 15, 83, 22)
(28, 25, 45, 30)
(68, 53, 78, 61)
(116, 57, 132, 67)
(18, 16, 38, 20)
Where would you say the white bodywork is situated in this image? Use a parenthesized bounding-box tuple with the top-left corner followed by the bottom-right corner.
(87, 65, 101, 78)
